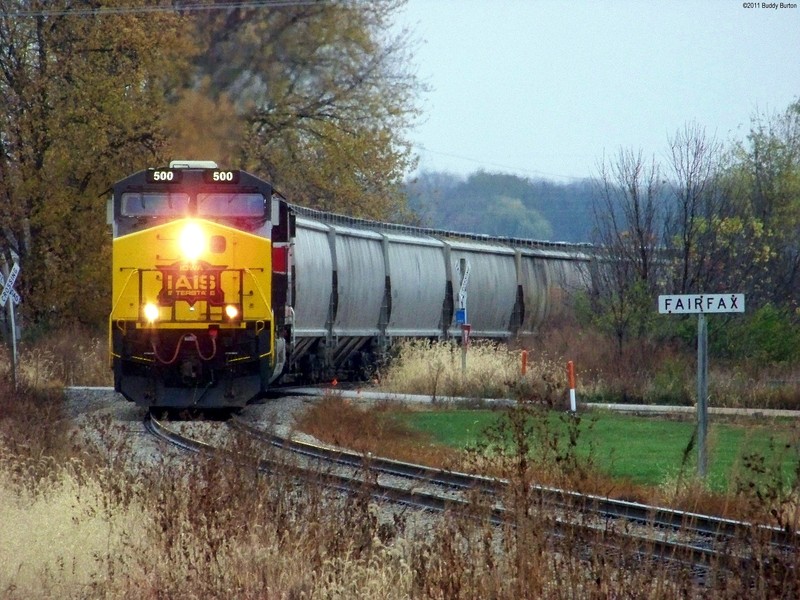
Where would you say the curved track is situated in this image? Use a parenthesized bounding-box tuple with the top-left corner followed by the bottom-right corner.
(144, 410, 798, 576)
(229, 416, 799, 571)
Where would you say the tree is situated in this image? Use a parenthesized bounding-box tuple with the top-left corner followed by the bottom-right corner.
(725, 101, 800, 309)
(591, 149, 665, 354)
(188, 0, 421, 221)
(664, 122, 726, 294)
(0, 0, 196, 330)
(485, 196, 551, 239)
(405, 170, 462, 227)
(165, 84, 244, 167)
(407, 170, 555, 239)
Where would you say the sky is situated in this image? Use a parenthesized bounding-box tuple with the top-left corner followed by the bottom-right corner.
(394, 0, 800, 182)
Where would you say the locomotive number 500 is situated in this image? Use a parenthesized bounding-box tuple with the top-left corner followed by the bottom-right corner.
(212, 170, 235, 182)
(152, 170, 174, 181)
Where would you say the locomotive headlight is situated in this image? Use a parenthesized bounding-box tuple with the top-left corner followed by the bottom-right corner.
(224, 304, 240, 321)
(179, 222, 206, 262)
(143, 302, 160, 323)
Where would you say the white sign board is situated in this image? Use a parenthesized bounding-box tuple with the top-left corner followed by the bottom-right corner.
(658, 293, 744, 315)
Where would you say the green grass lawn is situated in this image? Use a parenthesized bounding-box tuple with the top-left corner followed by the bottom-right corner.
(394, 408, 799, 490)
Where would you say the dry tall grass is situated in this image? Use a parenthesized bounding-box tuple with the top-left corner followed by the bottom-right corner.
(378, 326, 800, 409)
(0, 326, 111, 389)
(1, 326, 798, 597)
(378, 339, 565, 405)
(2, 381, 798, 597)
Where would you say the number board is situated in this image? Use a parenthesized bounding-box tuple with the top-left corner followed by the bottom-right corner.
(146, 168, 183, 183)
(203, 169, 240, 184)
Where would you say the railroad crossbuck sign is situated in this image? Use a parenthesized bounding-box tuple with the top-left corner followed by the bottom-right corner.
(0, 263, 21, 307)
(454, 259, 471, 325)
(1, 262, 21, 390)
(658, 293, 745, 315)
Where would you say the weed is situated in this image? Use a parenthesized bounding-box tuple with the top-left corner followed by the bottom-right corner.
(379, 339, 564, 405)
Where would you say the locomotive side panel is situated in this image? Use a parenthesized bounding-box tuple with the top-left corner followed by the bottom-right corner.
(385, 234, 447, 337)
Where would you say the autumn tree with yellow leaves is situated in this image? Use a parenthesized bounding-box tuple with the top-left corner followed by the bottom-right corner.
(185, 0, 420, 220)
(0, 0, 421, 333)
(0, 0, 197, 329)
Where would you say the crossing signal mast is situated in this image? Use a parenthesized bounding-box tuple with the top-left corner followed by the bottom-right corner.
(1, 263, 21, 389)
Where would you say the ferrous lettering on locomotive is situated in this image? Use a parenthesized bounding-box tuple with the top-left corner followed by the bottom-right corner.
(156, 261, 226, 307)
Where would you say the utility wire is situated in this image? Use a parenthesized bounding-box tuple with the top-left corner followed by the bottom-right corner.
(4, 1, 328, 18)
(414, 144, 590, 182)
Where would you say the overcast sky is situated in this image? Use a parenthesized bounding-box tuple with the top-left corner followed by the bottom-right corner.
(394, 0, 800, 182)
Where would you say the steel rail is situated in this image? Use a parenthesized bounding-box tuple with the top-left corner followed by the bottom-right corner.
(230, 415, 799, 555)
(146, 413, 791, 573)
(144, 412, 493, 518)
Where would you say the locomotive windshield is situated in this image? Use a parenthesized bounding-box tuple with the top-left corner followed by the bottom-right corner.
(197, 193, 265, 217)
(121, 192, 190, 217)
(111, 166, 276, 237)
(119, 191, 265, 218)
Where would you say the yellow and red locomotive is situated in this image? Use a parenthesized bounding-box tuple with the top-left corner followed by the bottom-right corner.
(108, 161, 292, 408)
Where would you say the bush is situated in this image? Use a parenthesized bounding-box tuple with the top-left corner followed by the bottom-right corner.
(716, 304, 800, 365)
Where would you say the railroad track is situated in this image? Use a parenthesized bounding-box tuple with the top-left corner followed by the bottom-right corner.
(230, 418, 797, 544)
(144, 411, 485, 517)
(145, 411, 798, 576)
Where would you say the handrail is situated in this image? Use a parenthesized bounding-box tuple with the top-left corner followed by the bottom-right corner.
(110, 267, 140, 316)
(244, 268, 274, 359)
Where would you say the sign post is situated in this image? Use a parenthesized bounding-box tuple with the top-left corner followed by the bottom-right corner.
(658, 293, 745, 478)
(0, 263, 22, 390)
(696, 312, 708, 477)
(567, 360, 577, 413)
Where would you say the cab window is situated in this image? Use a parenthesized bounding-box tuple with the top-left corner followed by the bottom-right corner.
(197, 193, 265, 217)
(121, 192, 190, 217)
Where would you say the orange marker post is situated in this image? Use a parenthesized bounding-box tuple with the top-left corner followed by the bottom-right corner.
(567, 360, 577, 413)
(521, 350, 528, 376)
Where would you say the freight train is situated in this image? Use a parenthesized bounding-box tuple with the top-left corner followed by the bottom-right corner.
(108, 162, 589, 408)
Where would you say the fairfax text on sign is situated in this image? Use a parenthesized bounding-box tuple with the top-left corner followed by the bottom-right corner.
(658, 294, 745, 315)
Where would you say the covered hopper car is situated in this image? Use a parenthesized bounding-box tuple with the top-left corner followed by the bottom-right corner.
(108, 162, 589, 408)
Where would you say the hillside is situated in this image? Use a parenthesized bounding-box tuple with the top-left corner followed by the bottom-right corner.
(405, 171, 595, 243)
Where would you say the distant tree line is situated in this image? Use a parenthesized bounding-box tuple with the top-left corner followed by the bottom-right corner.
(406, 172, 595, 242)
